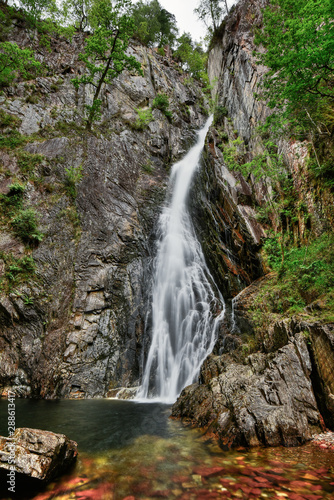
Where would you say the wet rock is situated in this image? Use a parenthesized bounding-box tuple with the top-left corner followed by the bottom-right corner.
(0, 428, 77, 482)
(0, 28, 208, 399)
(172, 332, 322, 448)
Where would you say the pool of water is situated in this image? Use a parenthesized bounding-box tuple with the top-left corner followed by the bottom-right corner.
(0, 399, 334, 499)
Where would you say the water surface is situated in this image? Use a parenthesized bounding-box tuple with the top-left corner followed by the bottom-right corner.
(0, 399, 334, 500)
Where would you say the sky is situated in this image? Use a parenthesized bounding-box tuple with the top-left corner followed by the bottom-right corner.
(158, 0, 236, 43)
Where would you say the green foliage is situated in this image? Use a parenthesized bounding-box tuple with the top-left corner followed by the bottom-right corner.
(0, 109, 21, 129)
(142, 160, 154, 174)
(255, 0, 334, 133)
(11, 208, 43, 244)
(17, 151, 44, 173)
(133, 107, 153, 130)
(0, 42, 42, 87)
(71, 0, 143, 129)
(174, 32, 208, 82)
(213, 105, 228, 125)
(152, 93, 172, 119)
(62, 0, 92, 31)
(0, 129, 27, 149)
(64, 164, 83, 200)
(0, 252, 36, 291)
(194, 0, 228, 35)
(262, 233, 334, 314)
(1, 182, 25, 210)
(19, 0, 58, 25)
(132, 0, 178, 47)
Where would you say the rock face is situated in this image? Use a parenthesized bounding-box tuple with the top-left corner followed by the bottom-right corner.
(172, 0, 334, 446)
(172, 331, 322, 447)
(0, 22, 208, 398)
(0, 428, 77, 482)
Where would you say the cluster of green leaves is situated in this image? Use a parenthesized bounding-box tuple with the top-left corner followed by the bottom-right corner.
(132, 107, 153, 131)
(0, 109, 29, 149)
(194, 0, 229, 36)
(0, 182, 43, 245)
(132, 0, 178, 47)
(11, 208, 43, 244)
(252, 0, 334, 193)
(260, 232, 334, 316)
(255, 0, 334, 113)
(152, 93, 172, 120)
(71, 0, 143, 129)
(0, 251, 36, 292)
(174, 32, 208, 83)
(64, 164, 83, 200)
(0, 41, 42, 87)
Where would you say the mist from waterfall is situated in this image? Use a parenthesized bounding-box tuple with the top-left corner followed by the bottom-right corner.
(136, 116, 225, 403)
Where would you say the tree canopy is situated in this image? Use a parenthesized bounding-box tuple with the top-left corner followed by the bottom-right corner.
(132, 0, 178, 47)
(71, 0, 143, 129)
(194, 0, 228, 35)
(255, 0, 334, 115)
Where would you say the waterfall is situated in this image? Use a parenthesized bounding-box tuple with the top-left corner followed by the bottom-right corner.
(137, 116, 225, 403)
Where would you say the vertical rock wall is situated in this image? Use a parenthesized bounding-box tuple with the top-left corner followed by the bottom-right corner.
(0, 25, 208, 398)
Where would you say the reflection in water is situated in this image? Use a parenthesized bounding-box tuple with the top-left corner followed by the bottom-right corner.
(0, 399, 171, 452)
(0, 400, 334, 500)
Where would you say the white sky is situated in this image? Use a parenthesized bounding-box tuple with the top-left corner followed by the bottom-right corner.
(158, 0, 236, 43)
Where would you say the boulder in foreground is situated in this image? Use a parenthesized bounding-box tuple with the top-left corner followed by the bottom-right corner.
(0, 428, 77, 482)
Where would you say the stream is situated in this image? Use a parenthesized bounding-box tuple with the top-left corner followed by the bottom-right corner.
(0, 399, 334, 499)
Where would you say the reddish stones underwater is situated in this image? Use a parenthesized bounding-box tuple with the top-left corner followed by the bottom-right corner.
(25, 428, 334, 500)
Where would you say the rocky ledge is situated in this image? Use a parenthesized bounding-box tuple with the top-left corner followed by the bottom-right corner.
(0, 428, 77, 484)
(172, 330, 323, 448)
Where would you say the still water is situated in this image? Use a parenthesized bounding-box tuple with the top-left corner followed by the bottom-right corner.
(0, 399, 334, 499)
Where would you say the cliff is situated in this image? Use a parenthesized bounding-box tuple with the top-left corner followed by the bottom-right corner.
(172, 0, 334, 446)
(0, 12, 208, 399)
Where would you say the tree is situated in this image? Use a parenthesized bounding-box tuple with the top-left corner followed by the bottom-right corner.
(0, 42, 42, 86)
(174, 33, 207, 82)
(62, 0, 92, 31)
(132, 0, 178, 47)
(71, 0, 143, 129)
(194, 0, 228, 35)
(255, 0, 334, 114)
(18, 0, 58, 25)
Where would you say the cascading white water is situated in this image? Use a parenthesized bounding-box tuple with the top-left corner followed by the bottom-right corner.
(137, 116, 225, 403)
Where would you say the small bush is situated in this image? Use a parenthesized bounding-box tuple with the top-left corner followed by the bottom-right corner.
(0, 129, 27, 149)
(152, 93, 172, 120)
(26, 94, 39, 104)
(3, 254, 36, 286)
(1, 182, 25, 209)
(0, 109, 21, 129)
(133, 108, 153, 130)
(214, 105, 228, 125)
(17, 151, 44, 173)
(11, 208, 43, 244)
(64, 164, 83, 200)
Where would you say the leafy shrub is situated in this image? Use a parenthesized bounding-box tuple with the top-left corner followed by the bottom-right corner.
(1, 182, 25, 209)
(11, 208, 43, 244)
(0, 42, 42, 87)
(17, 151, 44, 173)
(0, 129, 27, 149)
(152, 93, 172, 120)
(64, 164, 83, 200)
(214, 105, 228, 125)
(131, 108, 153, 131)
(0, 109, 21, 129)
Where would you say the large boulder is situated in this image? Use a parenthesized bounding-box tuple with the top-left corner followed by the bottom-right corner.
(172, 332, 323, 448)
(0, 428, 77, 483)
